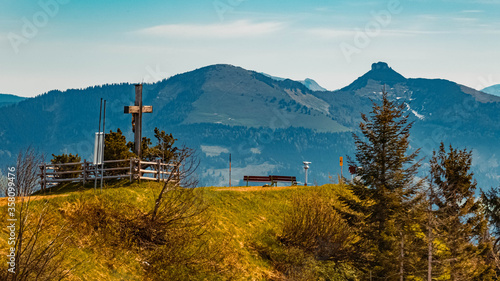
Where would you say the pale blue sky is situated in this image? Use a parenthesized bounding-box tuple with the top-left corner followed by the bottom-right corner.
(1, 0, 499, 97)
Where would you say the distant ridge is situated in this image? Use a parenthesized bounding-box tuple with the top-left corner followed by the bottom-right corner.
(0, 93, 27, 107)
(482, 84, 500, 97)
(259, 73, 327, 91)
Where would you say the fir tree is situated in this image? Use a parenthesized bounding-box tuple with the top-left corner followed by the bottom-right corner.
(104, 128, 135, 175)
(342, 91, 422, 280)
(105, 128, 135, 161)
(50, 153, 81, 179)
(429, 143, 495, 280)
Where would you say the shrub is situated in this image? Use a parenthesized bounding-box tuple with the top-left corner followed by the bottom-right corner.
(280, 193, 354, 262)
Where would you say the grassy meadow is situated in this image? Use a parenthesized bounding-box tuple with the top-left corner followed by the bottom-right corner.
(0, 181, 358, 280)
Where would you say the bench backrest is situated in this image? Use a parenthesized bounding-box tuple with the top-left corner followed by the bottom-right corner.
(244, 176, 272, 182)
(269, 175, 296, 182)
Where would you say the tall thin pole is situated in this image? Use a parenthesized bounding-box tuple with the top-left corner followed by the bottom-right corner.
(427, 186, 433, 281)
(95, 99, 103, 191)
(101, 100, 106, 192)
(229, 153, 232, 187)
(98, 98, 102, 133)
(305, 168, 308, 186)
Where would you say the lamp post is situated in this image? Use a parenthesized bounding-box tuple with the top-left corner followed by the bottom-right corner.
(303, 161, 311, 186)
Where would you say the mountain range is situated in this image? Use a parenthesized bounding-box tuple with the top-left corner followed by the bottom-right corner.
(1, 62, 499, 188)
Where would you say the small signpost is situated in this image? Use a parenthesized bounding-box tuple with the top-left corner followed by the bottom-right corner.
(124, 84, 153, 158)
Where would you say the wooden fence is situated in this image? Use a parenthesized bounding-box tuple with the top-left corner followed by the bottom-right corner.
(39, 158, 177, 190)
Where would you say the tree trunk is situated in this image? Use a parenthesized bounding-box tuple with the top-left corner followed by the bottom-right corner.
(428, 190, 433, 281)
(400, 230, 404, 281)
(427, 213, 432, 281)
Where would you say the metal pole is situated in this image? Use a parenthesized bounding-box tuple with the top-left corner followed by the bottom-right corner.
(305, 168, 308, 186)
(98, 98, 102, 133)
(101, 100, 106, 192)
(229, 153, 232, 187)
(95, 99, 102, 191)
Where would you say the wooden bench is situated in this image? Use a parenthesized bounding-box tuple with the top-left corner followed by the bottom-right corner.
(243, 176, 272, 186)
(270, 175, 297, 186)
(243, 175, 297, 186)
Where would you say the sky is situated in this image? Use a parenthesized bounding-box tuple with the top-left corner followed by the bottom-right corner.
(1, 0, 499, 97)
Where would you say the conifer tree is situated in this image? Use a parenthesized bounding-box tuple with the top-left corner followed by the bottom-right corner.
(50, 153, 81, 179)
(105, 128, 135, 160)
(343, 91, 421, 279)
(429, 143, 495, 280)
(126, 127, 178, 162)
(482, 187, 500, 273)
(104, 128, 135, 175)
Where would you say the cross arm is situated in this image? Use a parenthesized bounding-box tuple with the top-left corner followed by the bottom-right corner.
(124, 106, 153, 114)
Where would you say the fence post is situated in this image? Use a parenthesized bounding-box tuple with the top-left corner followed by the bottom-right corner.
(156, 159, 160, 182)
(129, 158, 133, 182)
(138, 159, 142, 183)
(39, 164, 45, 194)
(44, 163, 48, 193)
(83, 159, 87, 186)
(94, 161, 98, 190)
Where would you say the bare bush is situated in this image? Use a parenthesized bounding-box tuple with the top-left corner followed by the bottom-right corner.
(280, 193, 354, 262)
(2, 147, 75, 281)
(151, 146, 199, 222)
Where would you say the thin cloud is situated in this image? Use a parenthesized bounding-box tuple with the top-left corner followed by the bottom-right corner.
(306, 27, 447, 39)
(136, 20, 286, 38)
(460, 9, 484, 13)
(453, 17, 479, 22)
(306, 28, 354, 38)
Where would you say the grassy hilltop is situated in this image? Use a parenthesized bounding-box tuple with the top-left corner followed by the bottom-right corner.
(1, 181, 357, 280)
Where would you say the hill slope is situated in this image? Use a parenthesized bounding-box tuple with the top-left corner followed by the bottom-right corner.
(0, 182, 354, 280)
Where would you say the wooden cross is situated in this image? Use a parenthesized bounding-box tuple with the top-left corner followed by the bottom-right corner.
(124, 84, 153, 158)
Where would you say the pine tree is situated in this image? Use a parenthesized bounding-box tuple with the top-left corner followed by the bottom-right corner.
(105, 128, 135, 161)
(482, 187, 500, 273)
(343, 91, 422, 279)
(50, 153, 81, 179)
(429, 143, 495, 280)
(104, 128, 135, 175)
(126, 127, 178, 162)
(151, 127, 178, 162)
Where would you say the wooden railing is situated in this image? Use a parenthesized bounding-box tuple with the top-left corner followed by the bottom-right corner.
(39, 158, 178, 190)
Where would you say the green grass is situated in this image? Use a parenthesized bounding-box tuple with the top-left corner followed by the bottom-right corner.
(1, 181, 356, 280)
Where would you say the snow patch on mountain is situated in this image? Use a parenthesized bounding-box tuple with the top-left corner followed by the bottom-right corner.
(405, 103, 425, 120)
